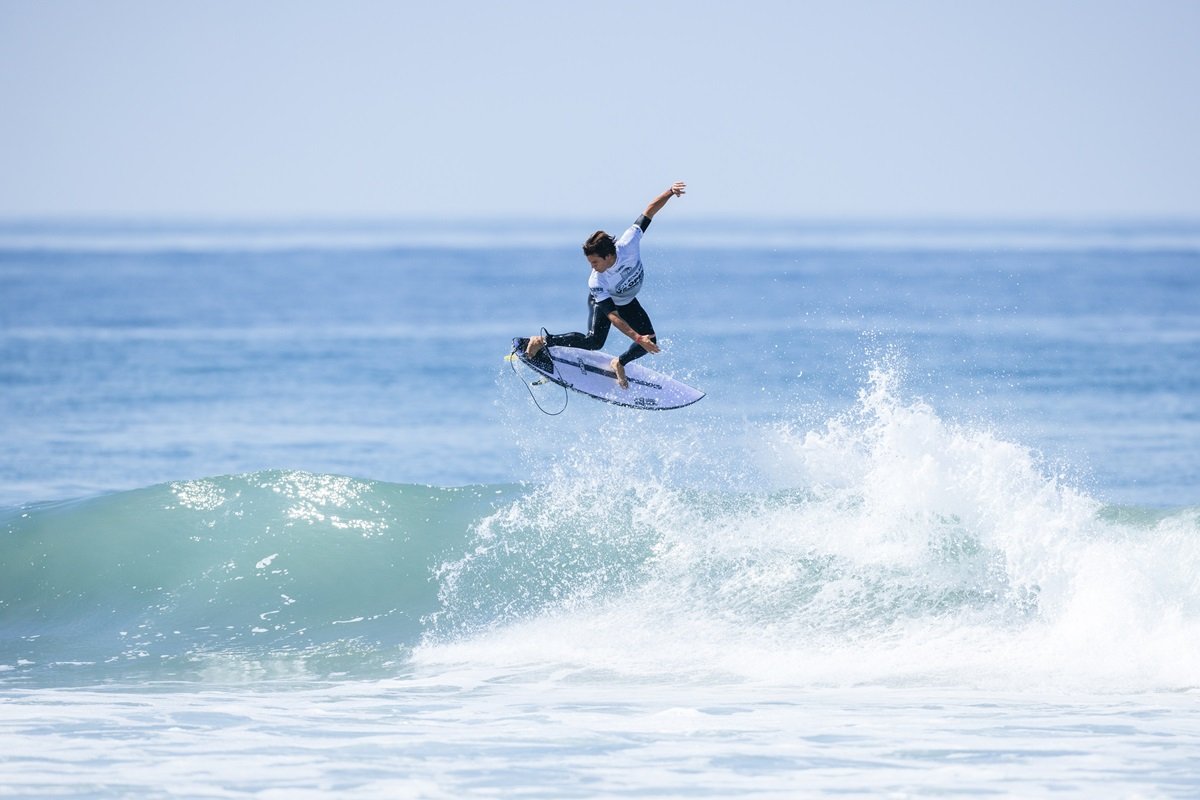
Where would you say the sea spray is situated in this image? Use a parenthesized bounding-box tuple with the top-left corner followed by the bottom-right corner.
(423, 367, 1200, 691)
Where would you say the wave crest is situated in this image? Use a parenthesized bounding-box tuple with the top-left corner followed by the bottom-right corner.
(424, 368, 1200, 691)
(5, 369, 1198, 690)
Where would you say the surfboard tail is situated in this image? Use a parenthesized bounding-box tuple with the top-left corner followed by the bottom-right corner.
(511, 337, 556, 374)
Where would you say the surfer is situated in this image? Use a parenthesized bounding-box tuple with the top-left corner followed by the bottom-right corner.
(525, 182, 686, 389)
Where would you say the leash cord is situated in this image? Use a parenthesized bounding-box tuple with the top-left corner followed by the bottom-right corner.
(510, 330, 568, 416)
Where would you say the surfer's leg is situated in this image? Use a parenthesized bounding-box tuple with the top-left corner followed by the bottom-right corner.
(615, 300, 656, 366)
(611, 357, 628, 390)
(544, 299, 611, 351)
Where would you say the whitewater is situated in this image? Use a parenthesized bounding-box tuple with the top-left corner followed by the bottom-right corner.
(2, 220, 1199, 797)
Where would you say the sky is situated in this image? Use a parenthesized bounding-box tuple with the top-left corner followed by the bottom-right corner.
(2, 0, 1199, 220)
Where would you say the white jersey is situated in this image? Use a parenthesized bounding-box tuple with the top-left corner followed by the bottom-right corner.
(588, 224, 644, 306)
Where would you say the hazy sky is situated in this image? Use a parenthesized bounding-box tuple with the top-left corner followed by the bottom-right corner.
(2, 0, 1198, 219)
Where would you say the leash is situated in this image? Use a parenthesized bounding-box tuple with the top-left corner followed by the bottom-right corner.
(508, 329, 568, 416)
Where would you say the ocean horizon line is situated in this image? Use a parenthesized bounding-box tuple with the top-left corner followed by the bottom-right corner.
(3, 215, 1200, 253)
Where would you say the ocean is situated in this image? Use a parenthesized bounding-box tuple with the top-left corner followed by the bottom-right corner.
(2, 218, 1198, 797)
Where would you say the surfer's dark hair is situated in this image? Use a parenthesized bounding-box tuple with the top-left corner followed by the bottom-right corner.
(582, 231, 616, 259)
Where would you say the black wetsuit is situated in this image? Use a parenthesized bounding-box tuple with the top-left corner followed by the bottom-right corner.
(545, 297, 655, 366)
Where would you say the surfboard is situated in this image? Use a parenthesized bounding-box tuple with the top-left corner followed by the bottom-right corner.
(510, 337, 704, 411)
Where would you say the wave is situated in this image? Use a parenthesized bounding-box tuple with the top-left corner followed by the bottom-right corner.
(0, 473, 513, 682)
(3, 369, 1199, 689)
(427, 367, 1200, 691)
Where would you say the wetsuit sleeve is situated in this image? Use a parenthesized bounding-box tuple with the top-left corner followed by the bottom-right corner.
(595, 297, 618, 316)
(635, 214, 652, 232)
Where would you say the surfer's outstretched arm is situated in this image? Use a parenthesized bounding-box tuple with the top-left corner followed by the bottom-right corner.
(642, 182, 687, 220)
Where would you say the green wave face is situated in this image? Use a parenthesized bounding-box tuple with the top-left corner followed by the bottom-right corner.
(0, 472, 515, 683)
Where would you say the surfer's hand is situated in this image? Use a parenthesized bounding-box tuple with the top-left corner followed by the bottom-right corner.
(636, 334, 660, 354)
(668, 182, 686, 197)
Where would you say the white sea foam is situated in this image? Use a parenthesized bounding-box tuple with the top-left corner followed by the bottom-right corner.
(424, 366, 1200, 693)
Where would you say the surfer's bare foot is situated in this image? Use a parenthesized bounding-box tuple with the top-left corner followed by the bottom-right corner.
(611, 357, 628, 389)
(525, 336, 545, 357)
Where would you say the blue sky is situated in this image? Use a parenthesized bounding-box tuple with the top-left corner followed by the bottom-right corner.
(2, 0, 1198, 219)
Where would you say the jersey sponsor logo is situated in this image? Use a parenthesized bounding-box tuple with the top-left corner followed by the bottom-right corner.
(614, 262, 643, 296)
